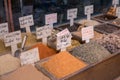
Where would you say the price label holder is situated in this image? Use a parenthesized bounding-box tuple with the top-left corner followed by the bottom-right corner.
(4, 31, 22, 55)
(112, 0, 119, 8)
(85, 5, 94, 20)
(0, 23, 9, 39)
(116, 7, 120, 18)
(67, 8, 78, 26)
(56, 28, 72, 51)
(19, 15, 34, 33)
(36, 25, 52, 45)
(45, 13, 57, 29)
(20, 47, 39, 66)
(81, 26, 94, 43)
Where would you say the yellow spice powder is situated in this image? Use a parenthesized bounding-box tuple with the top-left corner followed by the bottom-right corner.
(42, 51, 87, 79)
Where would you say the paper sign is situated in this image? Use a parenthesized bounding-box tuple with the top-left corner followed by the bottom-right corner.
(67, 8, 78, 20)
(4, 31, 22, 47)
(45, 13, 57, 25)
(0, 23, 9, 39)
(116, 7, 120, 18)
(112, 0, 119, 5)
(81, 26, 94, 43)
(36, 25, 52, 39)
(19, 15, 34, 32)
(85, 5, 94, 15)
(57, 29, 72, 50)
(20, 47, 39, 65)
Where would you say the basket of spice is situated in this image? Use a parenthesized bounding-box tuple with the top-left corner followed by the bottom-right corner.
(35, 51, 87, 80)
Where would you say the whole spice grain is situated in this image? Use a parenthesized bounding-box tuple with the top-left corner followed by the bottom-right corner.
(31, 43, 56, 59)
(70, 41, 111, 64)
(1, 64, 50, 80)
(0, 54, 21, 75)
(95, 34, 120, 54)
(78, 20, 100, 26)
(42, 51, 87, 79)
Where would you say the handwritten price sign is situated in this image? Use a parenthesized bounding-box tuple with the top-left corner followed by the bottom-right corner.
(67, 8, 78, 20)
(85, 5, 94, 15)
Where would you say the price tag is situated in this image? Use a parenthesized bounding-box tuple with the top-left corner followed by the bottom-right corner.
(57, 29, 72, 51)
(112, 0, 119, 8)
(116, 7, 120, 18)
(85, 5, 94, 20)
(45, 13, 57, 26)
(4, 31, 22, 55)
(0, 23, 9, 39)
(19, 15, 34, 33)
(81, 26, 94, 43)
(36, 25, 52, 45)
(67, 8, 78, 26)
(20, 47, 39, 65)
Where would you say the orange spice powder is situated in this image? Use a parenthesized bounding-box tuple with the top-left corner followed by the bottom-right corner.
(31, 43, 56, 59)
(42, 51, 87, 79)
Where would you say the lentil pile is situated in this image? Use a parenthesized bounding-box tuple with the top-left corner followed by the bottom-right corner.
(78, 20, 100, 26)
(31, 43, 56, 59)
(0, 54, 21, 75)
(95, 24, 120, 34)
(0, 65, 50, 80)
(70, 41, 111, 64)
(95, 34, 120, 54)
(42, 51, 87, 79)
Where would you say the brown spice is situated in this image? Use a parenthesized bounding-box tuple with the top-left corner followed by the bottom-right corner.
(31, 43, 56, 59)
(42, 51, 87, 79)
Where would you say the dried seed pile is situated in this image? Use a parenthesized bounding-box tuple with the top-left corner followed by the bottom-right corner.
(95, 34, 120, 54)
(78, 20, 100, 26)
(0, 54, 21, 75)
(94, 14, 117, 21)
(95, 24, 120, 34)
(42, 51, 87, 79)
(1, 65, 50, 80)
(70, 41, 111, 64)
(112, 18, 120, 27)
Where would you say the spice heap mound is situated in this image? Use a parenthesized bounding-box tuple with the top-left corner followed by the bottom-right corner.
(78, 20, 100, 26)
(95, 34, 120, 54)
(42, 51, 87, 79)
(0, 65, 50, 80)
(70, 41, 111, 64)
(112, 18, 120, 27)
(31, 43, 56, 59)
(0, 54, 21, 75)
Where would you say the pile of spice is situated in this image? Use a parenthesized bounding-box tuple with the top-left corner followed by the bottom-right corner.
(30, 43, 56, 59)
(0, 54, 21, 75)
(70, 41, 111, 64)
(41, 51, 87, 79)
(78, 20, 100, 26)
(0, 64, 50, 80)
(21, 32, 37, 47)
(95, 34, 120, 54)
(94, 23, 120, 34)
(0, 40, 11, 53)
(56, 23, 80, 32)
(112, 18, 120, 27)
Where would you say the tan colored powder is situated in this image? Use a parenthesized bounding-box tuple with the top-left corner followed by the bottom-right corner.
(42, 51, 87, 79)
(0, 54, 21, 75)
(1, 64, 50, 80)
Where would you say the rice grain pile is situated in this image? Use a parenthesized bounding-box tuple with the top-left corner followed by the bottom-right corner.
(0, 54, 21, 75)
(70, 41, 111, 64)
(0, 64, 50, 80)
(42, 51, 87, 79)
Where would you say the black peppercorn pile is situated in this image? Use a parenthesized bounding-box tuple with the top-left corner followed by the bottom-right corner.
(70, 41, 111, 64)
(95, 34, 120, 54)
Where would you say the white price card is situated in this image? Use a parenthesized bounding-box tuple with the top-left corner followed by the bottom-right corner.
(81, 26, 94, 43)
(112, 0, 119, 5)
(67, 8, 78, 20)
(20, 47, 39, 65)
(57, 28, 72, 50)
(36, 25, 52, 39)
(45, 13, 57, 25)
(0, 23, 9, 39)
(116, 7, 120, 18)
(19, 15, 34, 32)
(4, 31, 22, 47)
(85, 5, 94, 15)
